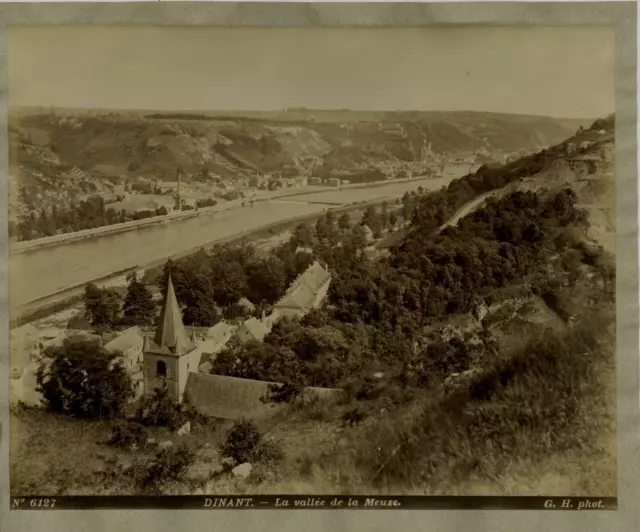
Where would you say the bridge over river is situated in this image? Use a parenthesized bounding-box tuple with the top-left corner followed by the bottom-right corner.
(9, 172, 464, 317)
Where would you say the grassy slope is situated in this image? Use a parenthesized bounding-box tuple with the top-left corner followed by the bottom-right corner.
(11, 122, 616, 496)
(11, 292, 615, 497)
(11, 111, 581, 182)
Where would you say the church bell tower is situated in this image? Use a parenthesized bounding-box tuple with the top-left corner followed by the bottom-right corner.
(142, 274, 196, 402)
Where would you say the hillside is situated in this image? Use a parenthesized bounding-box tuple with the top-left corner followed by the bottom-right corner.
(11, 115, 616, 497)
(8, 108, 589, 221)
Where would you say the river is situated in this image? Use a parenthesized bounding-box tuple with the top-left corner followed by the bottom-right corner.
(9, 171, 466, 313)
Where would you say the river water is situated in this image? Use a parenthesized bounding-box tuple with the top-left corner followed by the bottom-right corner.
(10, 172, 465, 310)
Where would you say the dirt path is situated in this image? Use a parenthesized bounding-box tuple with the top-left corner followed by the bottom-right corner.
(440, 190, 498, 230)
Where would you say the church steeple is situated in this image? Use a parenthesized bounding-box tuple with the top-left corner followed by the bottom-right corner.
(153, 274, 191, 355)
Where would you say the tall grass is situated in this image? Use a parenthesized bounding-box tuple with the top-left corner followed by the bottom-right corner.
(322, 308, 615, 495)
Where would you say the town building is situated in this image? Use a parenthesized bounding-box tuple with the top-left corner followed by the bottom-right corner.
(201, 321, 237, 356)
(9, 323, 39, 379)
(237, 297, 256, 314)
(361, 224, 375, 244)
(234, 317, 271, 344)
(141, 275, 203, 402)
(104, 326, 145, 399)
(580, 141, 593, 150)
(272, 261, 332, 320)
(295, 246, 314, 255)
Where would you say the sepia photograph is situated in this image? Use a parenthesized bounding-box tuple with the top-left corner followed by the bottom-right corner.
(7, 24, 618, 506)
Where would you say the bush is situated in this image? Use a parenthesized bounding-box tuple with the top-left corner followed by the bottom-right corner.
(220, 419, 262, 464)
(36, 337, 134, 419)
(106, 421, 148, 448)
(136, 386, 187, 431)
(128, 444, 195, 493)
(220, 419, 284, 466)
(353, 311, 613, 488)
(263, 382, 303, 404)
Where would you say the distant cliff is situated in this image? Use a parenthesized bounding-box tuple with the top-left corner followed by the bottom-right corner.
(9, 108, 589, 219)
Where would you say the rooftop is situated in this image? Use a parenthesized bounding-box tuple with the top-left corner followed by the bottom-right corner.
(274, 261, 331, 311)
(184, 372, 341, 421)
(237, 297, 256, 311)
(238, 317, 271, 342)
(145, 275, 196, 357)
(104, 326, 144, 354)
(206, 321, 238, 344)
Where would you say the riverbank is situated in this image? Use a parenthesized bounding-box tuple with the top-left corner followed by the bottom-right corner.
(10, 175, 441, 255)
(9, 194, 408, 327)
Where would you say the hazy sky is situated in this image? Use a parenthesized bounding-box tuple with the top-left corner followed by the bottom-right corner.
(7, 26, 614, 118)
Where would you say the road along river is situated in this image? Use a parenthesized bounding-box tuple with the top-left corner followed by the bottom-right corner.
(9, 173, 462, 316)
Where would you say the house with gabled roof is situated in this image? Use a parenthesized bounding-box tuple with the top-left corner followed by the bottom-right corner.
(104, 326, 145, 399)
(272, 261, 331, 320)
(237, 297, 256, 313)
(235, 317, 271, 344)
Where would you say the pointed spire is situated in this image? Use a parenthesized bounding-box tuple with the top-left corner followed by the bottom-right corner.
(154, 274, 188, 354)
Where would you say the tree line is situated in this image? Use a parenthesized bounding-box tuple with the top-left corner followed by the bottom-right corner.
(81, 276, 157, 330)
(212, 186, 594, 392)
(10, 195, 169, 242)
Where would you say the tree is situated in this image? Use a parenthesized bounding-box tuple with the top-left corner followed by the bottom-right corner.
(292, 222, 315, 248)
(83, 283, 122, 329)
(36, 337, 134, 418)
(246, 257, 287, 305)
(123, 278, 157, 325)
(350, 225, 369, 251)
(338, 213, 351, 232)
(181, 274, 220, 326)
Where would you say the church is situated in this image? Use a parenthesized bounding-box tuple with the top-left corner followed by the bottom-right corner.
(137, 260, 333, 404)
(141, 275, 205, 402)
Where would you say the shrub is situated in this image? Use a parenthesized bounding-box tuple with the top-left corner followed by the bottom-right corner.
(220, 419, 262, 465)
(253, 439, 285, 467)
(220, 419, 284, 466)
(106, 421, 148, 448)
(263, 382, 303, 404)
(136, 386, 187, 431)
(129, 444, 195, 493)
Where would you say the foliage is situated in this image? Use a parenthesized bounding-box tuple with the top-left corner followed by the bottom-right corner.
(159, 241, 316, 325)
(219, 419, 284, 466)
(354, 310, 614, 488)
(106, 421, 148, 448)
(83, 283, 122, 329)
(212, 187, 592, 391)
(14, 195, 167, 242)
(220, 419, 264, 464)
(128, 445, 195, 493)
(36, 337, 134, 419)
(196, 198, 218, 209)
(263, 382, 304, 404)
(136, 385, 187, 431)
(122, 278, 156, 326)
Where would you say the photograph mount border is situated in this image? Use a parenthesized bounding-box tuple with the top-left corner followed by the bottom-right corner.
(0, 2, 637, 532)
